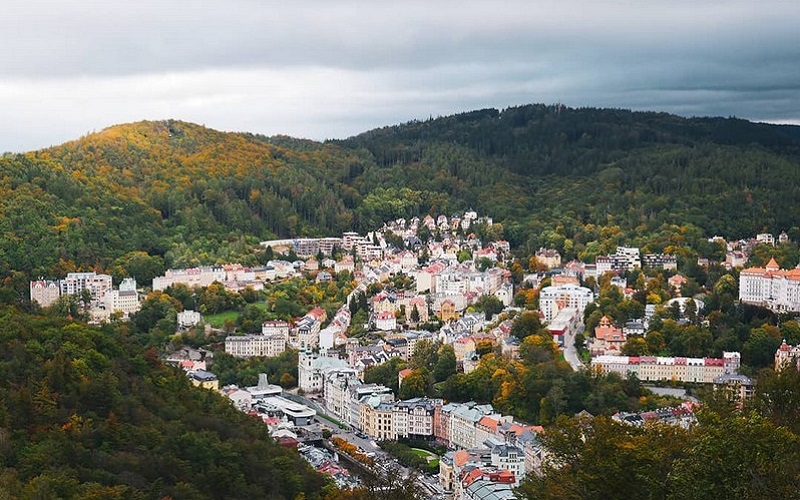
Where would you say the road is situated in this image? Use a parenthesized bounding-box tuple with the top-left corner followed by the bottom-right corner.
(562, 325, 586, 371)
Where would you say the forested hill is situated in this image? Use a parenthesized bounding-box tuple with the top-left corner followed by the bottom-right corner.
(3, 106, 800, 280)
(0, 307, 328, 498)
(338, 105, 800, 255)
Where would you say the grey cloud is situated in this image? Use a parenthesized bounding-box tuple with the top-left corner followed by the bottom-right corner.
(1, 1, 799, 151)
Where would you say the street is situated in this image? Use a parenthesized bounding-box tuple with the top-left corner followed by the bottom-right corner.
(562, 325, 586, 371)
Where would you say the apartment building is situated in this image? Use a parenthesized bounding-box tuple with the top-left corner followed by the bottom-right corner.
(591, 352, 741, 384)
(539, 284, 593, 322)
(224, 333, 287, 358)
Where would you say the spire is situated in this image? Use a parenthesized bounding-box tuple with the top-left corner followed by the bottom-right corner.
(766, 257, 780, 271)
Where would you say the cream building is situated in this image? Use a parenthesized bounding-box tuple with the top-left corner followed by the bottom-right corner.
(30, 280, 61, 307)
(739, 258, 800, 313)
(360, 397, 396, 441)
(224, 334, 287, 358)
(775, 340, 800, 371)
(591, 352, 741, 384)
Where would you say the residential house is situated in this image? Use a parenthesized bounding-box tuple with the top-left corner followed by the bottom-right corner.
(375, 310, 397, 331)
(592, 316, 626, 355)
(535, 248, 562, 269)
(177, 310, 203, 329)
(189, 370, 219, 391)
(775, 339, 800, 371)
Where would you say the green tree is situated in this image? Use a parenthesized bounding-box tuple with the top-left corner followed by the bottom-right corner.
(433, 344, 457, 382)
(621, 336, 649, 356)
(668, 409, 800, 500)
(398, 368, 432, 400)
(511, 311, 544, 340)
(410, 304, 420, 323)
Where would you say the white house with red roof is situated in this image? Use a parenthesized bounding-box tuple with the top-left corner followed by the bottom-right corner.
(375, 310, 397, 331)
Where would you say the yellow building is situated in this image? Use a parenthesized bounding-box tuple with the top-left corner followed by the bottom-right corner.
(189, 370, 219, 391)
(439, 299, 459, 322)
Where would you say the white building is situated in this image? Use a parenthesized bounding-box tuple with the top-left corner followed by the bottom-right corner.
(449, 403, 496, 449)
(60, 272, 113, 307)
(246, 373, 283, 402)
(546, 307, 581, 346)
(739, 258, 800, 313)
(539, 284, 594, 322)
(756, 233, 775, 246)
(298, 349, 354, 393)
(375, 310, 397, 331)
(177, 310, 203, 329)
(393, 397, 440, 440)
(295, 315, 321, 350)
(103, 288, 140, 317)
(152, 266, 225, 291)
(775, 340, 800, 371)
(262, 320, 291, 338)
(224, 334, 287, 358)
(491, 444, 526, 486)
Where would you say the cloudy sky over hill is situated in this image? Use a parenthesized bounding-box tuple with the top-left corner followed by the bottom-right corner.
(2, 1, 798, 151)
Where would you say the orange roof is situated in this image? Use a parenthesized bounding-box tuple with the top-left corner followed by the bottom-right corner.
(595, 325, 624, 342)
(462, 468, 484, 487)
(453, 449, 471, 467)
(669, 275, 687, 285)
(398, 368, 413, 377)
(506, 423, 543, 436)
(766, 258, 780, 270)
(478, 416, 499, 431)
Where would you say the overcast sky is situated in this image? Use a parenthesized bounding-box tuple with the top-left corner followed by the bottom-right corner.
(2, 1, 799, 152)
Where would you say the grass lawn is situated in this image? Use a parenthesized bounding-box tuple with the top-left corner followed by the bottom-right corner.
(203, 310, 240, 328)
(411, 448, 438, 460)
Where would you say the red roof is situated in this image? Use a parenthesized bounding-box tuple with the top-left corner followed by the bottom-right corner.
(453, 449, 471, 467)
(477, 416, 499, 431)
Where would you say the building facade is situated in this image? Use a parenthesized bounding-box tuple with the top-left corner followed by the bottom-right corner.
(739, 258, 800, 313)
(224, 334, 287, 358)
(592, 352, 741, 384)
(539, 284, 594, 323)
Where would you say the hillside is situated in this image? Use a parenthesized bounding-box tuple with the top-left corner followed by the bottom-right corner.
(0, 307, 328, 498)
(339, 106, 800, 256)
(2, 106, 800, 280)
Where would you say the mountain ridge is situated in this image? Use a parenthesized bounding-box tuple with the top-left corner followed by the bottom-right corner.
(1, 104, 799, 279)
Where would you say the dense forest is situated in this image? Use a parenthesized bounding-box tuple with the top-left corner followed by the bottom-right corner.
(517, 367, 800, 500)
(1, 105, 799, 283)
(0, 307, 329, 499)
